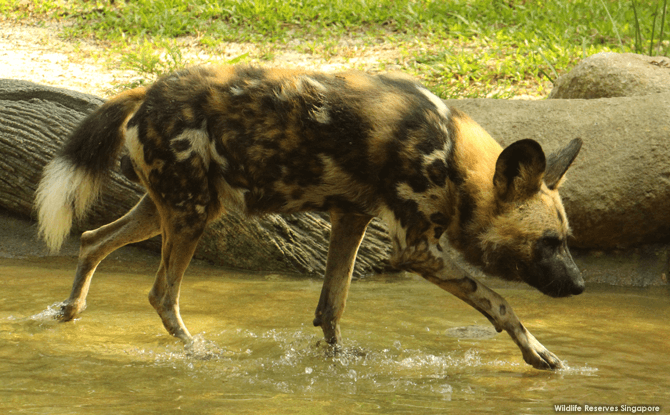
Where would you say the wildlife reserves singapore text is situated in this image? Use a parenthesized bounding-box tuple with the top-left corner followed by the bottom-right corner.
(554, 404, 661, 413)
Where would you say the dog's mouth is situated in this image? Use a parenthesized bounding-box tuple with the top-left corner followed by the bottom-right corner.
(534, 277, 585, 298)
(517, 251, 586, 298)
(491, 259, 586, 298)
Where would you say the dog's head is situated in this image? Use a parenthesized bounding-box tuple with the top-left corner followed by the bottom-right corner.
(480, 138, 584, 297)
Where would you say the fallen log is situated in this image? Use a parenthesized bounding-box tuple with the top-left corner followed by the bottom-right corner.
(2, 78, 669, 280)
(0, 79, 392, 277)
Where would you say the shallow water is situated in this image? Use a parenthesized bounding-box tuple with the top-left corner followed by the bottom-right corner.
(1, 256, 669, 414)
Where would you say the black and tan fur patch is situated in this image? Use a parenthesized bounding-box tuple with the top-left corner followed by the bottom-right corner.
(123, 66, 475, 267)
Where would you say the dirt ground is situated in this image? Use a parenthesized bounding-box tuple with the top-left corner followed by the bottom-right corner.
(0, 21, 137, 96)
(0, 21, 403, 98)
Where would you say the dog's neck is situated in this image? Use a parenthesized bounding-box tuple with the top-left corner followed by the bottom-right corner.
(444, 112, 502, 268)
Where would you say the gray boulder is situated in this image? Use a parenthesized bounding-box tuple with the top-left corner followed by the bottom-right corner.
(445, 93, 670, 250)
(549, 52, 670, 99)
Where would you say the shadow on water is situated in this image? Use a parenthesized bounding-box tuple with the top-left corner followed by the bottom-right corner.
(1, 255, 668, 414)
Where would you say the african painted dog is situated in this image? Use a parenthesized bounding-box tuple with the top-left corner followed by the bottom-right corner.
(36, 65, 583, 370)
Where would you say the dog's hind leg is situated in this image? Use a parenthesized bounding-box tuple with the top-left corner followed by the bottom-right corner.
(148, 210, 207, 343)
(313, 212, 373, 345)
(59, 195, 161, 321)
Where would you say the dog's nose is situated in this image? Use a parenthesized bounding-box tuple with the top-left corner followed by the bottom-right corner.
(570, 279, 585, 295)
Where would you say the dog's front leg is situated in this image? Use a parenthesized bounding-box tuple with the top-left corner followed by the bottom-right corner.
(313, 212, 373, 345)
(422, 263, 564, 370)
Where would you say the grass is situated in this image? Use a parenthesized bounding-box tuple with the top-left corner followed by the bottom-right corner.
(1, 0, 668, 98)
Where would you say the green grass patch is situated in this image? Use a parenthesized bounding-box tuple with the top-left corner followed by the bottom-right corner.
(1, 0, 668, 98)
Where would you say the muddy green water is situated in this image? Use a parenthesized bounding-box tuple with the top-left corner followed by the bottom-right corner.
(1, 256, 669, 414)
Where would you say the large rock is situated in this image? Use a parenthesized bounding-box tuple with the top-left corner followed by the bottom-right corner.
(549, 52, 670, 99)
(445, 93, 670, 250)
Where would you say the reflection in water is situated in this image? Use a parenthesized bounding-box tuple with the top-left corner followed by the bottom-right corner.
(1, 257, 668, 414)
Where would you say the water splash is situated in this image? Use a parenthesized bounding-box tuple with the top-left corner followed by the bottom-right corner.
(120, 326, 591, 400)
(557, 361, 600, 376)
(148, 335, 236, 360)
(29, 301, 67, 321)
(184, 333, 232, 361)
(229, 328, 516, 397)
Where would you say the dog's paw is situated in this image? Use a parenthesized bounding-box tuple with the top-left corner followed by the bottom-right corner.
(57, 300, 85, 321)
(524, 347, 564, 370)
(523, 338, 564, 370)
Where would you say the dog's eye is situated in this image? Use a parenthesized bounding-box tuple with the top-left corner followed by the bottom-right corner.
(541, 236, 562, 249)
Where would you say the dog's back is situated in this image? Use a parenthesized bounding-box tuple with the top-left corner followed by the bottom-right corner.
(124, 66, 477, 244)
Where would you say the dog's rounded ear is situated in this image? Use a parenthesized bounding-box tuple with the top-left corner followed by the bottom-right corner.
(493, 139, 546, 202)
(544, 138, 583, 190)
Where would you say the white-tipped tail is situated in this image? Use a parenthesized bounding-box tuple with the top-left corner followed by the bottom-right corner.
(35, 158, 101, 252)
